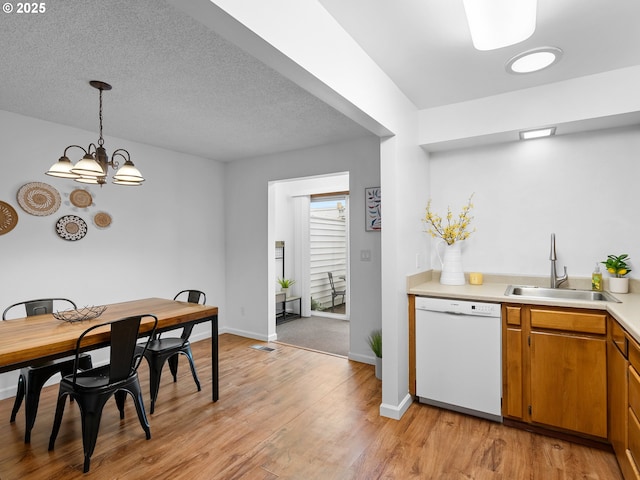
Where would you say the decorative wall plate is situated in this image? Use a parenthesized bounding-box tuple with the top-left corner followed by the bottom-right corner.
(17, 182, 61, 216)
(0, 200, 18, 235)
(69, 189, 93, 208)
(92, 211, 112, 229)
(56, 215, 87, 241)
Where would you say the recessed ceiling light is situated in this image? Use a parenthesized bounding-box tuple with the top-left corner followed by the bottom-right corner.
(519, 127, 556, 140)
(463, 0, 537, 51)
(506, 47, 563, 74)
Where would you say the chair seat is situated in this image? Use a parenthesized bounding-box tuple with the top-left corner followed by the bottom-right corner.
(28, 353, 89, 372)
(65, 365, 118, 391)
(142, 337, 191, 353)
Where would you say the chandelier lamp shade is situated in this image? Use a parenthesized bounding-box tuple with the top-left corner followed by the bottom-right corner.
(46, 81, 144, 186)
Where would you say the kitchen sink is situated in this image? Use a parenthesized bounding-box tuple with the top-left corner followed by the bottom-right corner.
(505, 285, 621, 303)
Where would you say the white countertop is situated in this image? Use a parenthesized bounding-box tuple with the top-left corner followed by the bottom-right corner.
(409, 279, 640, 344)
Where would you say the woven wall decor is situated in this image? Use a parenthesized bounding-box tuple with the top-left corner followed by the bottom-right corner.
(93, 211, 112, 229)
(69, 189, 93, 208)
(55, 215, 87, 241)
(17, 182, 61, 216)
(0, 200, 18, 235)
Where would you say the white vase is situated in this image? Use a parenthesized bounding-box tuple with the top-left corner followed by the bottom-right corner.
(437, 241, 465, 285)
(374, 356, 382, 380)
(609, 277, 629, 294)
(281, 287, 289, 298)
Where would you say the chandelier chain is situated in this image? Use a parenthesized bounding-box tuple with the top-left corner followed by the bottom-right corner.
(98, 87, 104, 147)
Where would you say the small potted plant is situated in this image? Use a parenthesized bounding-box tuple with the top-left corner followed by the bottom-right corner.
(602, 254, 632, 294)
(367, 329, 382, 380)
(277, 278, 296, 297)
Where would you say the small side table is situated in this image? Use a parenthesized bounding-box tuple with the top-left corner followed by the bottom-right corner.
(276, 294, 301, 322)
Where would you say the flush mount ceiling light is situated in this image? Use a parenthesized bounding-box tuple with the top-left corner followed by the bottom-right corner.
(506, 47, 563, 74)
(46, 81, 144, 186)
(519, 127, 556, 140)
(463, 0, 537, 51)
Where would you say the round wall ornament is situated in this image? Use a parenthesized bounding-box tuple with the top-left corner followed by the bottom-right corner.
(0, 200, 18, 235)
(69, 189, 93, 208)
(93, 211, 112, 229)
(56, 215, 88, 241)
(17, 182, 61, 216)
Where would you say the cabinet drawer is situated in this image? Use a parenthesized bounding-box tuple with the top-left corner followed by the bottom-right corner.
(505, 306, 521, 326)
(610, 318, 628, 357)
(530, 308, 606, 335)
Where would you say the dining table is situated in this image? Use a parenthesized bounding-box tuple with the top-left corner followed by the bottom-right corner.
(0, 297, 220, 401)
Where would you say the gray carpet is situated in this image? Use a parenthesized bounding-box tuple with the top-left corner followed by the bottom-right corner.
(276, 315, 349, 357)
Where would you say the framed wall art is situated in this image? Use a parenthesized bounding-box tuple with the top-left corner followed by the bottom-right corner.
(365, 187, 381, 231)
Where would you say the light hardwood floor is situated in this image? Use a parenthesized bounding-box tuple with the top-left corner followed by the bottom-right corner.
(0, 334, 623, 479)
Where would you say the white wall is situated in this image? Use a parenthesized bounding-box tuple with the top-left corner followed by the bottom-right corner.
(0, 109, 226, 398)
(223, 136, 382, 362)
(428, 125, 640, 279)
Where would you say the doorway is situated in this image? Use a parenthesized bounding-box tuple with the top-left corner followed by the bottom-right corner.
(309, 194, 349, 319)
(270, 173, 350, 357)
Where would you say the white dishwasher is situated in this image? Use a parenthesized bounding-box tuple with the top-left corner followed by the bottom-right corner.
(415, 296, 502, 422)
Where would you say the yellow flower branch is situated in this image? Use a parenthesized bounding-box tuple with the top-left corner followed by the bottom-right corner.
(424, 194, 475, 245)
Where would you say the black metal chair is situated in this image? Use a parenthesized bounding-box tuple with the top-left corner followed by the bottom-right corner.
(48, 314, 158, 473)
(135, 290, 204, 414)
(2, 298, 92, 443)
(327, 272, 346, 311)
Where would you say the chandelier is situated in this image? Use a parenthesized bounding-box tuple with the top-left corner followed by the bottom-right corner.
(46, 80, 144, 186)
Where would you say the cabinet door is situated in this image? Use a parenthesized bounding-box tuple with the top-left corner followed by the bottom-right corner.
(530, 331, 607, 438)
(503, 306, 523, 418)
(609, 336, 633, 478)
(504, 327, 523, 418)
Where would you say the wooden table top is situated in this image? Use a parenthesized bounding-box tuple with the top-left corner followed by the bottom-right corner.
(0, 297, 218, 371)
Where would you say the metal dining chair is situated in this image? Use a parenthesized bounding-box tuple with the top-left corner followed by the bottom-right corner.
(48, 314, 158, 473)
(327, 272, 346, 311)
(2, 298, 92, 443)
(134, 290, 205, 413)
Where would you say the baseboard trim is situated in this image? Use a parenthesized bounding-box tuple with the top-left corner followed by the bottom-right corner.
(222, 327, 270, 342)
(348, 352, 374, 365)
(380, 393, 413, 420)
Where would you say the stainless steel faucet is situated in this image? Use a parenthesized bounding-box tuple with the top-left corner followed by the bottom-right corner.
(549, 233, 568, 288)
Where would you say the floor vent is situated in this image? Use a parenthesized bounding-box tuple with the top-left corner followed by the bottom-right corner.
(250, 345, 275, 352)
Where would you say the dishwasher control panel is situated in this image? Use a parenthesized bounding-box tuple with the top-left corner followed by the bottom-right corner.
(415, 296, 501, 317)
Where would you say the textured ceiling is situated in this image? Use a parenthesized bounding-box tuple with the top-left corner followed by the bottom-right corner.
(0, 0, 372, 162)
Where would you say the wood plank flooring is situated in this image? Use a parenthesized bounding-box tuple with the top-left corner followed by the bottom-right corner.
(0, 334, 623, 479)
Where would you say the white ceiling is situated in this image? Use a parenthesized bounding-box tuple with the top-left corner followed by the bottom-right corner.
(1, 0, 639, 162)
(319, 0, 640, 109)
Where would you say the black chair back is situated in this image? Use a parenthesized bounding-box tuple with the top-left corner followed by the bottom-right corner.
(72, 314, 158, 385)
(171, 290, 206, 340)
(3, 298, 77, 320)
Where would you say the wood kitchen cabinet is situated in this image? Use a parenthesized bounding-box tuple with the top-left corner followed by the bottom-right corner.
(502, 305, 524, 419)
(502, 304, 608, 440)
(608, 317, 637, 480)
(625, 327, 640, 478)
